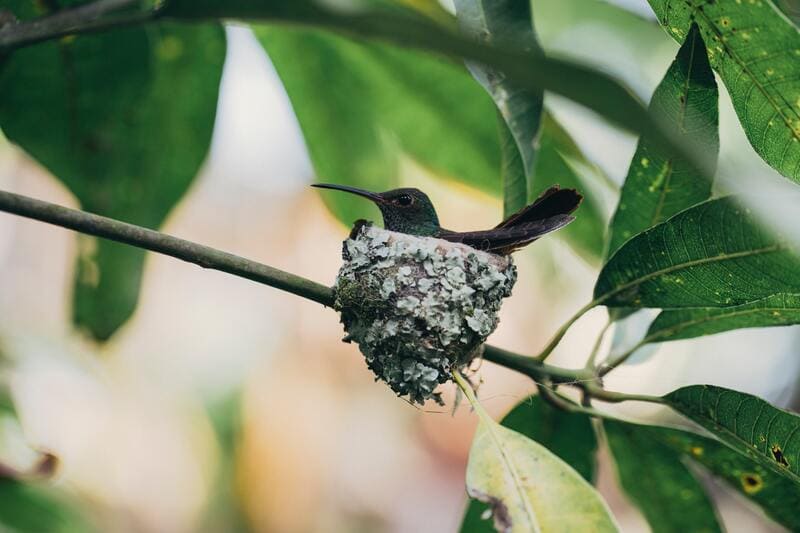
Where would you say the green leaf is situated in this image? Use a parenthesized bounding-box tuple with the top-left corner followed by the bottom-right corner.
(607, 23, 718, 257)
(534, 114, 607, 260)
(665, 385, 800, 485)
(454, 375, 617, 533)
(0, 22, 225, 339)
(604, 420, 721, 533)
(256, 26, 399, 224)
(454, 0, 544, 187)
(645, 292, 800, 343)
(461, 395, 598, 533)
(646, 0, 800, 182)
(257, 25, 505, 222)
(358, 42, 501, 193)
(594, 197, 800, 309)
(0, 479, 91, 532)
(646, 422, 800, 531)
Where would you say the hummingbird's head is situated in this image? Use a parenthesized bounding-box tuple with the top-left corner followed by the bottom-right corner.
(312, 184, 441, 236)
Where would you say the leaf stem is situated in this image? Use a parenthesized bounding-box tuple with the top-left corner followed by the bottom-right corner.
(584, 318, 612, 370)
(0, 189, 335, 307)
(452, 370, 491, 423)
(534, 299, 598, 361)
(597, 340, 647, 377)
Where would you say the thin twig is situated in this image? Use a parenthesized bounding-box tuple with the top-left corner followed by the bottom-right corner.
(597, 340, 646, 377)
(0, 190, 335, 307)
(0, 0, 154, 51)
(584, 317, 612, 370)
(534, 299, 598, 362)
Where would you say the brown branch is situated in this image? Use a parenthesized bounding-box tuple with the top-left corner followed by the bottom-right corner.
(0, 0, 154, 50)
(0, 189, 335, 307)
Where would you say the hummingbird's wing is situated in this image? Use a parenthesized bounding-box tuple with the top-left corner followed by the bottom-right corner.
(438, 214, 575, 254)
(495, 186, 582, 229)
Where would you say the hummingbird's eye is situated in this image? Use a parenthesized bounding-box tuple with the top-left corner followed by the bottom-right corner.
(396, 194, 414, 206)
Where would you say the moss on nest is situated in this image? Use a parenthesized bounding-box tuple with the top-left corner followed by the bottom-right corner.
(334, 222, 517, 404)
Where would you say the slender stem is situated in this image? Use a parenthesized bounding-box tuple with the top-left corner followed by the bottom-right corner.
(584, 318, 612, 370)
(0, 190, 335, 307)
(0, 0, 154, 51)
(597, 340, 647, 377)
(534, 300, 598, 362)
(536, 383, 608, 417)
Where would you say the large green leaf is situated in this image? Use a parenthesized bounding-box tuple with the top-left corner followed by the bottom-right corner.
(256, 26, 399, 223)
(594, 197, 800, 309)
(666, 385, 800, 485)
(257, 24, 502, 217)
(454, 0, 543, 200)
(455, 376, 617, 533)
(357, 42, 500, 193)
(646, 0, 800, 182)
(460, 395, 598, 532)
(607, 23, 718, 257)
(645, 293, 800, 343)
(604, 420, 721, 533)
(648, 421, 800, 531)
(0, 20, 225, 340)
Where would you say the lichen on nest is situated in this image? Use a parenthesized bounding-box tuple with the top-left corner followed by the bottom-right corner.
(334, 221, 517, 404)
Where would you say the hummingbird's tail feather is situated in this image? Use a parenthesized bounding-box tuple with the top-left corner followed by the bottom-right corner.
(438, 214, 575, 254)
(495, 186, 582, 229)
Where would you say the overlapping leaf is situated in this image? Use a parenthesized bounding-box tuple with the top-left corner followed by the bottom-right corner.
(607, 23, 718, 257)
(256, 26, 502, 222)
(460, 395, 597, 532)
(666, 385, 800, 484)
(645, 293, 800, 343)
(595, 197, 800, 308)
(256, 27, 400, 223)
(0, 17, 225, 339)
(454, 0, 543, 203)
(458, 385, 616, 533)
(604, 420, 721, 533)
(649, 421, 800, 531)
(647, 0, 800, 182)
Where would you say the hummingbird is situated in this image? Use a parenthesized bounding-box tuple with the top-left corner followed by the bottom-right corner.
(312, 183, 582, 255)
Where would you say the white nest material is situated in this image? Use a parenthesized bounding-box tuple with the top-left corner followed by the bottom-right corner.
(334, 222, 517, 404)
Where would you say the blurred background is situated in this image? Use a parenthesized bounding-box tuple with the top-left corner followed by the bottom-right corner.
(1, 0, 800, 531)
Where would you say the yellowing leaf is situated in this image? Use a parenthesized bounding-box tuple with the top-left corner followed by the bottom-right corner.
(455, 373, 618, 533)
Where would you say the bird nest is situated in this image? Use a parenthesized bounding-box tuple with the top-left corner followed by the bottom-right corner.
(333, 221, 517, 404)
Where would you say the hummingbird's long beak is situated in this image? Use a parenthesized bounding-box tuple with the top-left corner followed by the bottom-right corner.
(311, 183, 385, 203)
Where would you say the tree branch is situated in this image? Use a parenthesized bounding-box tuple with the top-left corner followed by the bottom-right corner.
(0, 189, 335, 307)
(0, 189, 660, 408)
(0, 0, 154, 50)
